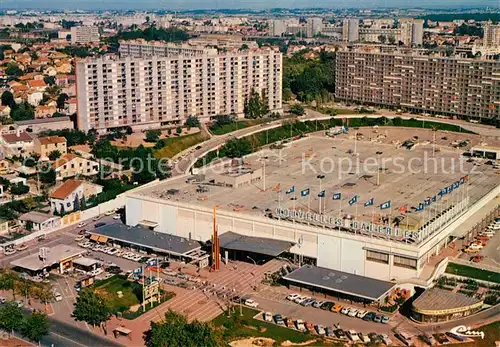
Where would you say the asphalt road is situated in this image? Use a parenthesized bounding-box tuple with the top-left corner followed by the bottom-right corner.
(41, 318, 122, 347)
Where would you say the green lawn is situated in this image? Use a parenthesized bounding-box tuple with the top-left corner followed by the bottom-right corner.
(212, 307, 315, 344)
(154, 130, 210, 158)
(445, 263, 500, 284)
(93, 275, 142, 313)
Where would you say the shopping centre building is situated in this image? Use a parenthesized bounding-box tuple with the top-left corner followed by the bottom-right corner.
(124, 135, 500, 282)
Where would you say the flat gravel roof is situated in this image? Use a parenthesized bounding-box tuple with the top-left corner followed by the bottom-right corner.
(283, 265, 395, 301)
(90, 223, 202, 257)
(219, 231, 295, 257)
(412, 288, 482, 313)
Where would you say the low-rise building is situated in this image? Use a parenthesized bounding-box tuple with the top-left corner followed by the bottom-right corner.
(18, 211, 61, 232)
(0, 159, 11, 175)
(34, 136, 67, 159)
(49, 179, 102, 213)
(35, 105, 57, 118)
(13, 116, 74, 134)
(51, 153, 100, 180)
(0, 131, 34, 157)
(0, 219, 9, 236)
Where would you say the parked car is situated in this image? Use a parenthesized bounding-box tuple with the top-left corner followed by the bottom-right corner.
(320, 301, 334, 310)
(373, 314, 383, 323)
(346, 330, 360, 342)
(422, 333, 437, 346)
(395, 331, 415, 346)
(340, 306, 350, 315)
(244, 299, 258, 308)
(78, 229, 87, 235)
(294, 296, 308, 304)
(54, 292, 63, 302)
(295, 319, 306, 331)
(4, 248, 16, 255)
(359, 333, 370, 343)
(263, 312, 272, 322)
(93, 216, 101, 221)
(0, 297, 6, 304)
(107, 248, 118, 255)
(356, 309, 367, 318)
(381, 315, 390, 324)
(77, 222, 86, 228)
(273, 314, 284, 325)
(368, 333, 382, 344)
(348, 308, 358, 317)
(74, 235, 85, 241)
(312, 300, 324, 308)
(16, 244, 28, 251)
(325, 327, 334, 337)
(305, 321, 315, 334)
(315, 324, 326, 336)
(286, 317, 295, 329)
(301, 298, 315, 307)
(381, 334, 393, 345)
(15, 300, 24, 308)
(335, 329, 347, 339)
(113, 214, 121, 220)
(331, 303, 343, 313)
(104, 211, 114, 216)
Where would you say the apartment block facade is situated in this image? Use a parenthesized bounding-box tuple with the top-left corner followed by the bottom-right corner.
(335, 50, 500, 119)
(76, 46, 282, 132)
(70, 26, 100, 44)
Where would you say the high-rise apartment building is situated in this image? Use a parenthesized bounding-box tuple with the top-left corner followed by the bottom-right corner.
(76, 45, 282, 132)
(119, 40, 213, 57)
(335, 49, 499, 120)
(70, 26, 100, 44)
(483, 24, 500, 47)
(400, 19, 424, 46)
(343, 19, 359, 42)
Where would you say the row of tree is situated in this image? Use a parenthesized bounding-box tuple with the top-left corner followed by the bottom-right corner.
(0, 302, 50, 342)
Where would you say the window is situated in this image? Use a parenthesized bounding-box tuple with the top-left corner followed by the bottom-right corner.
(393, 255, 417, 269)
(366, 250, 389, 264)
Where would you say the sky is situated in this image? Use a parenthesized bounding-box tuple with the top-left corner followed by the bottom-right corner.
(0, 0, 497, 10)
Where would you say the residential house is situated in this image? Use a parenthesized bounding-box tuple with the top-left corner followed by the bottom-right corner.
(51, 153, 100, 180)
(0, 105, 11, 117)
(27, 79, 47, 92)
(49, 179, 103, 213)
(67, 98, 77, 114)
(19, 211, 61, 232)
(34, 136, 67, 159)
(0, 130, 34, 157)
(27, 91, 44, 106)
(0, 159, 11, 175)
(35, 105, 57, 118)
(0, 219, 9, 236)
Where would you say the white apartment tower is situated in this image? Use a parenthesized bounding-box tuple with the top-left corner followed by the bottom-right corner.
(343, 19, 359, 42)
(70, 26, 100, 44)
(483, 24, 500, 47)
(76, 45, 282, 132)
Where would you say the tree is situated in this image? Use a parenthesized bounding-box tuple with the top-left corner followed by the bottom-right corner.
(1, 90, 15, 108)
(21, 311, 50, 342)
(73, 194, 81, 211)
(5, 62, 23, 77)
(290, 104, 305, 116)
(48, 150, 62, 161)
(0, 301, 24, 333)
(378, 34, 387, 43)
(145, 129, 161, 142)
(244, 89, 268, 119)
(56, 93, 69, 110)
(126, 126, 133, 135)
(33, 287, 53, 312)
(43, 76, 56, 86)
(72, 290, 112, 327)
(0, 271, 16, 299)
(239, 43, 249, 51)
(40, 167, 56, 185)
(45, 85, 60, 98)
(220, 138, 252, 158)
(184, 115, 200, 128)
(144, 310, 219, 347)
(388, 35, 396, 45)
(175, 126, 182, 135)
(10, 101, 34, 121)
(80, 196, 87, 209)
(10, 183, 29, 195)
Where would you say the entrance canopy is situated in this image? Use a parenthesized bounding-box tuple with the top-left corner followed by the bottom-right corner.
(283, 265, 395, 302)
(219, 231, 295, 257)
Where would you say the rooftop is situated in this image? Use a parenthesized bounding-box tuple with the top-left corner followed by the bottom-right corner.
(1, 131, 33, 144)
(38, 136, 67, 145)
(51, 153, 79, 169)
(219, 231, 294, 257)
(19, 211, 59, 224)
(10, 245, 84, 272)
(72, 257, 99, 267)
(412, 288, 483, 313)
(14, 116, 71, 126)
(89, 223, 202, 257)
(283, 265, 395, 301)
(50, 179, 82, 200)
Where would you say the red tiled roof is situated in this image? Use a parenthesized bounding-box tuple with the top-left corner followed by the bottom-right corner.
(51, 153, 78, 169)
(27, 80, 47, 88)
(1, 132, 33, 144)
(38, 136, 66, 145)
(50, 179, 82, 200)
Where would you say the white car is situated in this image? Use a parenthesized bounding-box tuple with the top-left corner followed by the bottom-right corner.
(74, 235, 85, 242)
(295, 296, 309, 304)
(340, 307, 350, 315)
(93, 216, 101, 221)
(295, 319, 306, 331)
(347, 330, 360, 342)
(263, 312, 273, 322)
(107, 248, 118, 255)
(286, 293, 300, 301)
(356, 310, 367, 318)
(348, 308, 358, 317)
(113, 214, 121, 220)
(16, 244, 28, 251)
(90, 268, 104, 276)
(54, 292, 63, 302)
(132, 254, 143, 261)
(487, 224, 500, 230)
(244, 299, 259, 308)
(4, 248, 16, 255)
(77, 222, 86, 228)
(104, 211, 114, 216)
